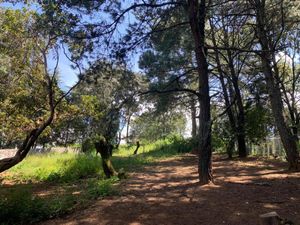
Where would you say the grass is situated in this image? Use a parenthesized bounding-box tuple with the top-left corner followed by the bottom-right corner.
(7, 153, 103, 183)
(113, 137, 192, 171)
(0, 136, 192, 225)
(0, 178, 118, 225)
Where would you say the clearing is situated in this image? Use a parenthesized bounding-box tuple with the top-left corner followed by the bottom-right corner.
(40, 154, 300, 225)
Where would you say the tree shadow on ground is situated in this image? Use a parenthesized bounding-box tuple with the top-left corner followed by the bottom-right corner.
(41, 154, 300, 225)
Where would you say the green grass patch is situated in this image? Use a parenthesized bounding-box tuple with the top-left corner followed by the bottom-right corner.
(113, 136, 193, 171)
(0, 136, 192, 225)
(0, 177, 118, 225)
(6, 153, 103, 183)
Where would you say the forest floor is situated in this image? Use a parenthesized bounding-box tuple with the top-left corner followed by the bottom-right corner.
(40, 154, 300, 225)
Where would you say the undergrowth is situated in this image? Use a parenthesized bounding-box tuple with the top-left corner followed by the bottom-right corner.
(0, 136, 192, 225)
(0, 178, 118, 225)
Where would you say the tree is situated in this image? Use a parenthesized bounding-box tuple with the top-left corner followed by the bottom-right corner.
(73, 61, 144, 177)
(19, 0, 213, 184)
(131, 108, 186, 142)
(249, 0, 300, 170)
(208, 8, 251, 158)
(0, 8, 81, 172)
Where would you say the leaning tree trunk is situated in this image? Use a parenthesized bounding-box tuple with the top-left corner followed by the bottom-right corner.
(188, 0, 213, 184)
(0, 110, 55, 173)
(95, 140, 117, 178)
(133, 141, 140, 155)
(255, 0, 299, 170)
(261, 56, 299, 170)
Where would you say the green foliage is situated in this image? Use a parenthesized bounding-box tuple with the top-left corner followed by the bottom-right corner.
(245, 106, 272, 144)
(131, 111, 186, 142)
(0, 178, 118, 225)
(0, 189, 48, 225)
(87, 178, 119, 198)
(8, 153, 103, 183)
(0, 7, 68, 148)
(113, 136, 192, 172)
(81, 138, 95, 154)
(211, 118, 233, 153)
(0, 8, 48, 145)
(0, 138, 190, 224)
(6, 136, 191, 184)
(70, 61, 145, 147)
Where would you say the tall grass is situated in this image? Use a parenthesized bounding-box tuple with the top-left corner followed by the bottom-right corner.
(113, 135, 193, 171)
(7, 153, 103, 183)
(0, 178, 118, 225)
(5, 135, 192, 183)
(0, 136, 192, 225)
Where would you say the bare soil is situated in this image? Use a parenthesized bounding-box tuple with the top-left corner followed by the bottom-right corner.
(40, 154, 300, 225)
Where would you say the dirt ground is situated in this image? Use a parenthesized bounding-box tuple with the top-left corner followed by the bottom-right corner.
(40, 154, 300, 225)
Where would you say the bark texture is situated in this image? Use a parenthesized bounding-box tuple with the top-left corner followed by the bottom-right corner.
(187, 0, 213, 184)
(95, 139, 117, 178)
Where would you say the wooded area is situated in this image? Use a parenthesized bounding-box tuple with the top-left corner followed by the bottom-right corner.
(0, 0, 299, 224)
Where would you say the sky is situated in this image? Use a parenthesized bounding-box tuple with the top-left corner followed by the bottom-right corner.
(47, 47, 79, 90)
(0, 2, 141, 91)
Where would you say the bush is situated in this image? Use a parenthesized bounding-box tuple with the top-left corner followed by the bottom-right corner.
(0, 188, 74, 225)
(87, 178, 119, 198)
(81, 138, 95, 154)
(0, 177, 118, 225)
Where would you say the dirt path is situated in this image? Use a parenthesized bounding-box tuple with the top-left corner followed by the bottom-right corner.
(41, 154, 300, 225)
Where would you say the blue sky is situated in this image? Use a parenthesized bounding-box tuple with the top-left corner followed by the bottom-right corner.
(47, 47, 79, 90)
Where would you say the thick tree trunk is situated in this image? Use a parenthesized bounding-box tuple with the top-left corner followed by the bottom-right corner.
(255, 0, 299, 170)
(188, 0, 213, 184)
(95, 140, 117, 178)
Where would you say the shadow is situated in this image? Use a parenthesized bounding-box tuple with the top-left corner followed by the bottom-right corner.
(40, 154, 300, 225)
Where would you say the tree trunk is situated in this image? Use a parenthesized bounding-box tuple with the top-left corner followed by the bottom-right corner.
(226, 138, 235, 159)
(229, 62, 247, 158)
(95, 140, 117, 178)
(221, 20, 248, 157)
(126, 113, 132, 143)
(210, 26, 238, 159)
(255, 0, 299, 170)
(190, 95, 197, 139)
(133, 141, 140, 155)
(187, 0, 213, 184)
(261, 56, 299, 169)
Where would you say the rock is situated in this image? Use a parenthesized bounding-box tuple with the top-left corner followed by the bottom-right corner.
(259, 212, 281, 225)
